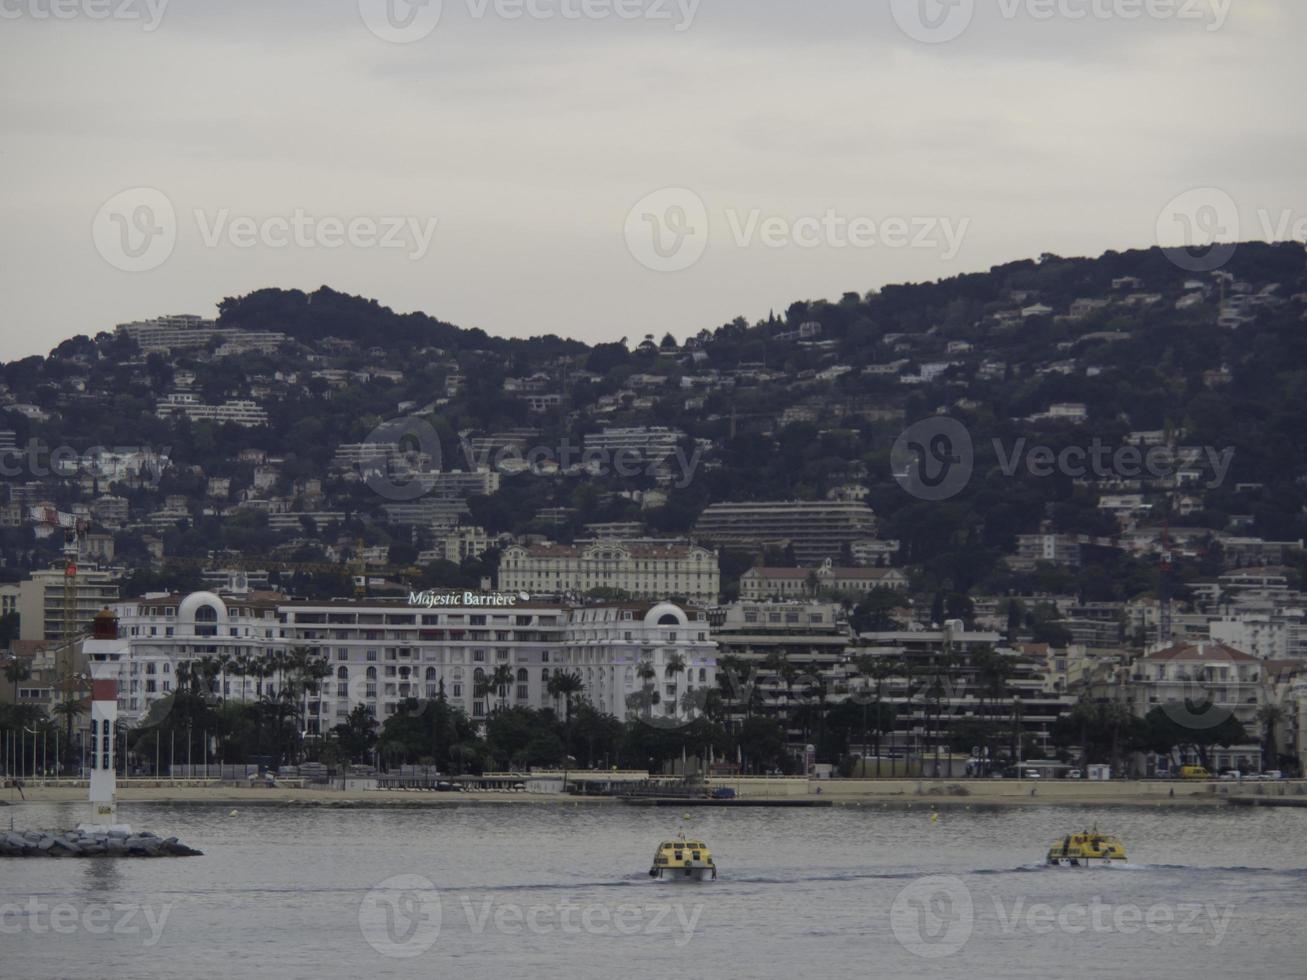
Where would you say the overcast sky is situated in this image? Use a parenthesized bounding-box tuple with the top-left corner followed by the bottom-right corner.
(1, 0, 1303, 360)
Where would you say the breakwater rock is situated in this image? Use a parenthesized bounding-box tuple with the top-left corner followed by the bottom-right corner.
(0, 828, 202, 857)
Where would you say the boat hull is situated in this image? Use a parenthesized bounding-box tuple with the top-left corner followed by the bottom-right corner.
(1046, 856, 1121, 867)
(650, 866, 716, 882)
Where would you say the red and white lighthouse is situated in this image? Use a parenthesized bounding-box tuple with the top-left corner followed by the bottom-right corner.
(83, 608, 128, 828)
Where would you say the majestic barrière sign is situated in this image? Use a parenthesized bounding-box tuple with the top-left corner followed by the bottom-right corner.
(408, 590, 531, 608)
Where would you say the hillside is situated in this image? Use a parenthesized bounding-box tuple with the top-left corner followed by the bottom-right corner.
(3, 241, 1306, 605)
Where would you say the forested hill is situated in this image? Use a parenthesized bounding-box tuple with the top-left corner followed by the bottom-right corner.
(2, 240, 1305, 605)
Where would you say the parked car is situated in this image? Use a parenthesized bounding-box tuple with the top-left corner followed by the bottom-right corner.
(1178, 765, 1211, 779)
(1024, 769, 1041, 779)
(1255, 770, 1283, 781)
(1218, 770, 1242, 781)
(1066, 769, 1082, 780)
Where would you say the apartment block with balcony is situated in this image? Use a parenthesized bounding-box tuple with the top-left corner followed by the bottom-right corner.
(693, 500, 878, 565)
(18, 568, 119, 642)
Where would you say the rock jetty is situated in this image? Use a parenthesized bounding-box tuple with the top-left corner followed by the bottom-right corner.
(0, 828, 202, 858)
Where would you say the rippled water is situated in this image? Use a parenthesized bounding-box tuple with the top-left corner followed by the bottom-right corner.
(2, 801, 1305, 979)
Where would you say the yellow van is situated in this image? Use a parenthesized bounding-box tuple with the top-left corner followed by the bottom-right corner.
(1178, 765, 1211, 779)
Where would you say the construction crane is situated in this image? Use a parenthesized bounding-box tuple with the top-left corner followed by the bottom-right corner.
(1158, 521, 1174, 647)
(28, 505, 90, 677)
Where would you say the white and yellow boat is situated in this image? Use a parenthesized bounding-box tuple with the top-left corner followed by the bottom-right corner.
(1047, 829, 1127, 867)
(649, 832, 717, 881)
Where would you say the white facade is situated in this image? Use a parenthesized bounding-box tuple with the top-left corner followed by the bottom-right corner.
(500, 541, 720, 604)
(100, 592, 716, 732)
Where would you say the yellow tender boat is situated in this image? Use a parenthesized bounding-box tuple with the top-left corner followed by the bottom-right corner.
(649, 832, 717, 881)
(1047, 829, 1127, 867)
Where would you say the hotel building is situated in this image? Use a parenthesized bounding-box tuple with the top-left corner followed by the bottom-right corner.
(98, 591, 716, 733)
(498, 541, 720, 604)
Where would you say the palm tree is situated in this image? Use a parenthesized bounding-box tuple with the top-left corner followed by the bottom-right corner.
(4, 656, 31, 705)
(52, 694, 85, 775)
(476, 664, 515, 716)
(547, 670, 585, 760)
(1257, 703, 1285, 771)
(546, 670, 584, 724)
(665, 653, 687, 681)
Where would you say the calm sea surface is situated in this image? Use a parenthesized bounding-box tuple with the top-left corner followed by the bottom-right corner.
(2, 800, 1305, 980)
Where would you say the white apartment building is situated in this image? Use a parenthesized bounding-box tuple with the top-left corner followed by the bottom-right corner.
(563, 602, 716, 723)
(739, 562, 908, 601)
(499, 541, 720, 604)
(116, 316, 287, 356)
(582, 427, 685, 459)
(156, 393, 269, 427)
(694, 499, 878, 565)
(98, 592, 715, 733)
(1122, 642, 1266, 771)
